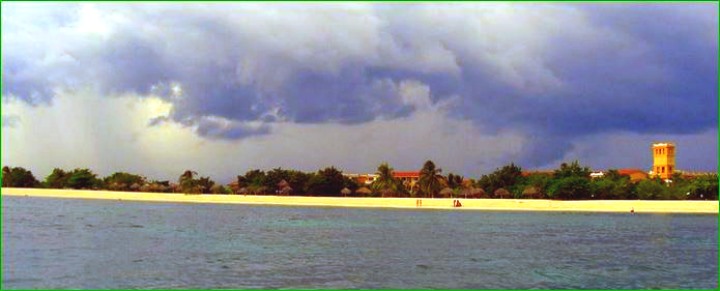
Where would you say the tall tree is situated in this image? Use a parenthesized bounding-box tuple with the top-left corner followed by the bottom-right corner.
(104, 172, 146, 191)
(548, 177, 592, 200)
(197, 176, 215, 194)
(554, 161, 591, 179)
(477, 163, 524, 196)
(66, 169, 100, 189)
(305, 167, 346, 196)
(447, 173, 464, 189)
(178, 170, 199, 193)
(2, 166, 39, 188)
(418, 160, 444, 198)
(44, 168, 70, 189)
(685, 174, 718, 200)
(372, 163, 401, 197)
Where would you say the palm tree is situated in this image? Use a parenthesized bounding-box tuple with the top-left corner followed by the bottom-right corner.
(372, 163, 399, 197)
(179, 170, 197, 184)
(418, 160, 444, 198)
(178, 170, 198, 193)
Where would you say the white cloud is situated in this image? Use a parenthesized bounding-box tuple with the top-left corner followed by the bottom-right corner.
(1, 87, 525, 183)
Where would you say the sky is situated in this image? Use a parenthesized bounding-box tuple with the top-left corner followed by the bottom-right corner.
(2, 3, 718, 184)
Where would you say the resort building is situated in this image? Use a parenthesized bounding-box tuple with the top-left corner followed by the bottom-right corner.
(651, 142, 676, 180)
(347, 171, 421, 191)
(393, 171, 420, 190)
(343, 173, 379, 186)
(618, 169, 649, 183)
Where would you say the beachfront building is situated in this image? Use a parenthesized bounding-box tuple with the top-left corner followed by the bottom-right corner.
(618, 169, 650, 183)
(393, 171, 421, 190)
(590, 171, 605, 179)
(346, 171, 420, 191)
(651, 142, 676, 180)
(343, 173, 379, 186)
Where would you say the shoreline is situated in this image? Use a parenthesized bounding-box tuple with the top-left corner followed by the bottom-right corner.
(2, 188, 718, 214)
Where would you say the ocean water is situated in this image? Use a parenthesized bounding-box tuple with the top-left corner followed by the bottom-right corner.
(2, 196, 717, 289)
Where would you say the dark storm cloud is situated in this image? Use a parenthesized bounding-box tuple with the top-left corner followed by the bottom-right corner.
(2, 3, 717, 166)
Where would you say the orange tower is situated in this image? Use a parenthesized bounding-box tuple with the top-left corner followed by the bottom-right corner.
(651, 142, 676, 180)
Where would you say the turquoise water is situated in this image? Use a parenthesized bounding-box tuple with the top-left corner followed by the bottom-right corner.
(2, 196, 717, 289)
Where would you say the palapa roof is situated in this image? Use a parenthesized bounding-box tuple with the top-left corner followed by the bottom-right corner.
(356, 187, 372, 194)
(439, 187, 454, 195)
(392, 171, 421, 178)
(277, 179, 290, 188)
(617, 169, 647, 176)
(494, 188, 510, 196)
(279, 185, 293, 194)
(522, 186, 540, 195)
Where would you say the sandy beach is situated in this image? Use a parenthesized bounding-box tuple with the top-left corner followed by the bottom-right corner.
(2, 187, 718, 214)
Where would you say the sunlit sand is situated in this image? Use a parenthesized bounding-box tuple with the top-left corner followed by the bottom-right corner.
(2, 188, 717, 214)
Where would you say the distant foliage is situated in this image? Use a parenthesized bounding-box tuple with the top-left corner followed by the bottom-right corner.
(548, 177, 592, 200)
(104, 172, 146, 191)
(477, 163, 523, 197)
(2, 166, 39, 188)
(305, 167, 346, 196)
(3, 161, 716, 201)
(636, 179, 669, 200)
(41, 168, 101, 189)
(177, 170, 214, 194)
(66, 169, 101, 189)
(553, 161, 591, 179)
(417, 160, 444, 198)
(371, 163, 404, 197)
(44, 168, 71, 189)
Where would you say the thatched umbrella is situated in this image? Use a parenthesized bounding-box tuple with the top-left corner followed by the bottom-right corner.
(471, 188, 486, 198)
(356, 186, 372, 196)
(237, 187, 248, 195)
(439, 187, 454, 198)
(130, 183, 141, 191)
(340, 187, 352, 197)
(379, 188, 395, 198)
(277, 179, 289, 189)
(494, 188, 510, 199)
(210, 184, 225, 194)
(279, 185, 293, 195)
(461, 178, 473, 189)
(139, 184, 151, 193)
(460, 188, 472, 199)
(522, 186, 542, 199)
(253, 186, 269, 195)
(228, 181, 240, 193)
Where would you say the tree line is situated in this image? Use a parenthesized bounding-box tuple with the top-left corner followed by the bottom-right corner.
(2, 160, 717, 200)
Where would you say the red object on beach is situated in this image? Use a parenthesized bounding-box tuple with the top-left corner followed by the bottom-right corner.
(453, 200, 462, 207)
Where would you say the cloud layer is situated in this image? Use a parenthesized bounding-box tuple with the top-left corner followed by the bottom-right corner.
(2, 3, 717, 178)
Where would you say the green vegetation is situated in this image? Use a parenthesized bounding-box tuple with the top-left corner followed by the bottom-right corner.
(2, 166, 39, 188)
(2, 161, 717, 200)
(371, 163, 404, 197)
(417, 160, 444, 198)
(477, 163, 523, 197)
